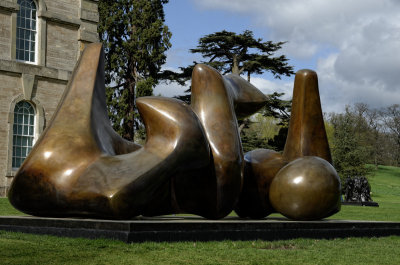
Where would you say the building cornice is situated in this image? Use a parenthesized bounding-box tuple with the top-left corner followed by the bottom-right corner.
(39, 10, 81, 28)
(0, 59, 71, 82)
(0, 0, 19, 13)
(37, 11, 99, 42)
(80, 8, 99, 23)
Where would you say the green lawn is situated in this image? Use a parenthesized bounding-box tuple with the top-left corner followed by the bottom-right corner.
(1, 165, 400, 264)
(328, 165, 400, 221)
(1, 231, 400, 265)
(0, 197, 24, 216)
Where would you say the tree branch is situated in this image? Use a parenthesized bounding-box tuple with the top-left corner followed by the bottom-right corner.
(109, 82, 126, 89)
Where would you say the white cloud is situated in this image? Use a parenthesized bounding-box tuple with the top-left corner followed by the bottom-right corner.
(193, 0, 399, 55)
(317, 52, 400, 114)
(192, 0, 400, 112)
(154, 73, 293, 109)
(153, 81, 189, 98)
(153, 65, 190, 98)
(250, 77, 293, 100)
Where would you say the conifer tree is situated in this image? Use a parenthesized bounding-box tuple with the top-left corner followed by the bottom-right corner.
(98, 0, 171, 141)
(173, 30, 294, 104)
(190, 30, 294, 81)
(175, 30, 294, 151)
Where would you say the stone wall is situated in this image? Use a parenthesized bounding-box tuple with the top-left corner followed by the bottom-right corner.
(0, 12, 11, 60)
(35, 78, 66, 121)
(0, 62, 71, 196)
(46, 22, 79, 71)
(46, 0, 80, 18)
(0, 72, 20, 196)
(0, 0, 99, 196)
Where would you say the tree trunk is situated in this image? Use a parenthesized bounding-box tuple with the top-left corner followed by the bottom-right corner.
(397, 135, 400, 166)
(247, 71, 251, 82)
(232, 55, 239, 74)
(238, 118, 249, 133)
(122, 67, 136, 141)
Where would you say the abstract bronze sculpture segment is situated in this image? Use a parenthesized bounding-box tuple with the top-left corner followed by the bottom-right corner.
(282, 69, 332, 163)
(269, 157, 340, 220)
(235, 69, 341, 220)
(8, 43, 341, 220)
(234, 149, 287, 218)
(8, 44, 211, 218)
(190, 65, 245, 218)
(269, 70, 340, 220)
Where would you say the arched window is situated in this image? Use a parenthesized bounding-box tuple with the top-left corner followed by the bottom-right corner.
(12, 101, 35, 168)
(16, 0, 37, 63)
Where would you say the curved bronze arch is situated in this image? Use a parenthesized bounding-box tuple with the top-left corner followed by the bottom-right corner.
(8, 43, 341, 221)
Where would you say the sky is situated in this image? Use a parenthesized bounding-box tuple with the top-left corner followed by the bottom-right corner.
(153, 0, 400, 113)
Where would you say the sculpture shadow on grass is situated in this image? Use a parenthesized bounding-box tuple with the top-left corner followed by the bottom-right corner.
(8, 43, 341, 220)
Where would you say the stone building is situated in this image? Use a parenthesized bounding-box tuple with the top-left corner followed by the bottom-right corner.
(0, 0, 99, 196)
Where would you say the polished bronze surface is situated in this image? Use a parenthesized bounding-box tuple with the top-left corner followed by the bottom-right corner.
(270, 69, 339, 220)
(9, 45, 210, 218)
(8, 44, 212, 218)
(190, 65, 245, 218)
(224, 73, 268, 118)
(283, 69, 332, 163)
(235, 149, 287, 218)
(8, 45, 265, 219)
(269, 156, 341, 220)
(235, 69, 340, 220)
(8, 44, 341, 221)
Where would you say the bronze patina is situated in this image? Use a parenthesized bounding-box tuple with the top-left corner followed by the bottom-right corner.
(235, 69, 341, 220)
(8, 43, 341, 220)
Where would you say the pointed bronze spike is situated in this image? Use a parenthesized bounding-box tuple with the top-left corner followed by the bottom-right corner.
(269, 69, 340, 220)
(8, 43, 109, 216)
(283, 69, 332, 163)
(8, 44, 211, 219)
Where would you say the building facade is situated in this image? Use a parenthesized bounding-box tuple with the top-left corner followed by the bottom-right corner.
(0, 0, 99, 196)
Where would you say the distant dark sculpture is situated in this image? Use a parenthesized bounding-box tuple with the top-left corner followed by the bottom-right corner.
(8, 43, 341, 220)
(344, 176, 373, 202)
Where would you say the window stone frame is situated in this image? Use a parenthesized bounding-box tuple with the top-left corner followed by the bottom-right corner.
(11, 100, 36, 169)
(6, 92, 44, 177)
(10, 0, 47, 66)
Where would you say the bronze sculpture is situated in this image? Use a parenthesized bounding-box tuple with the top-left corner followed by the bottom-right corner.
(8, 43, 341, 220)
(235, 70, 341, 220)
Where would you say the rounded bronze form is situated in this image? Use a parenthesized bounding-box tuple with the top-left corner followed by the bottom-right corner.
(224, 74, 268, 118)
(235, 149, 287, 218)
(191, 64, 244, 218)
(269, 156, 341, 220)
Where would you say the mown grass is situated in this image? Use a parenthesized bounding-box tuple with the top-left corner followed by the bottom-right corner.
(1, 165, 400, 264)
(1, 231, 400, 265)
(328, 165, 400, 221)
(0, 197, 24, 216)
